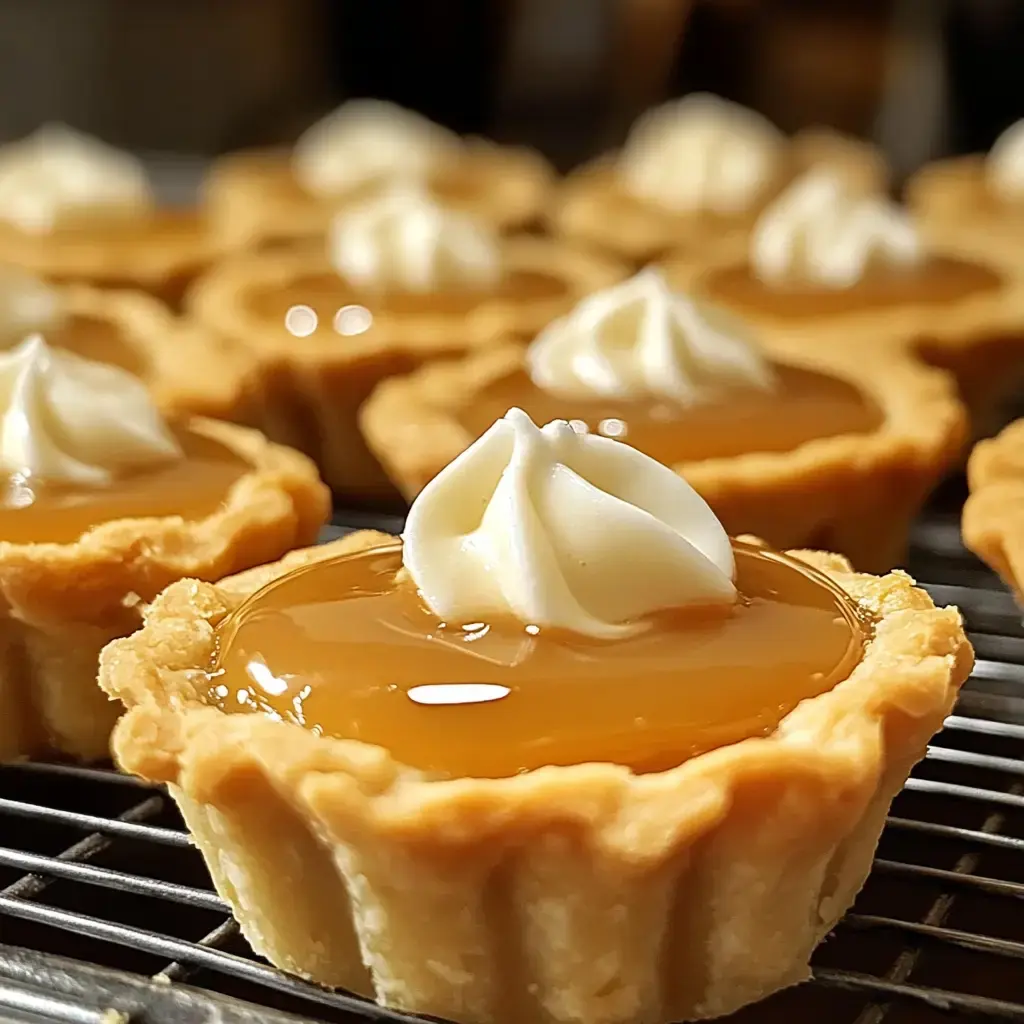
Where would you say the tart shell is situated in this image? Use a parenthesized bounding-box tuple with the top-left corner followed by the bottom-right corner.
(0, 419, 330, 761)
(187, 239, 626, 502)
(99, 530, 973, 1024)
(963, 418, 1024, 599)
(360, 336, 965, 573)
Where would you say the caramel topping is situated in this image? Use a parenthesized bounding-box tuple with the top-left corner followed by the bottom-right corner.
(457, 362, 881, 466)
(0, 426, 250, 545)
(211, 541, 869, 778)
(700, 256, 1002, 321)
(0, 208, 204, 247)
(247, 269, 566, 327)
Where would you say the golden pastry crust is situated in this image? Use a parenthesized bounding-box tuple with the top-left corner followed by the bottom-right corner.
(205, 141, 555, 250)
(187, 238, 626, 501)
(61, 284, 250, 424)
(963, 418, 1024, 598)
(0, 211, 223, 308)
(100, 530, 973, 1024)
(549, 130, 888, 266)
(361, 336, 964, 573)
(661, 228, 1024, 427)
(0, 419, 330, 761)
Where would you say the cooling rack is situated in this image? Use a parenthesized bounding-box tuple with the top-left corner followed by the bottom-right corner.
(2, 493, 1024, 1024)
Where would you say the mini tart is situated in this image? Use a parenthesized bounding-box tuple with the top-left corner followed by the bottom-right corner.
(59, 284, 249, 424)
(963, 418, 1024, 598)
(549, 129, 888, 266)
(187, 238, 626, 503)
(0, 210, 223, 308)
(0, 419, 329, 761)
(907, 154, 1024, 246)
(99, 529, 972, 1024)
(205, 141, 554, 251)
(661, 228, 1024, 430)
(361, 338, 964, 573)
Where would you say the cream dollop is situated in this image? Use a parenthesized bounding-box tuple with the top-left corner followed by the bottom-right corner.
(0, 268, 66, 345)
(403, 407, 736, 639)
(293, 99, 461, 198)
(751, 171, 923, 289)
(0, 124, 153, 233)
(0, 334, 181, 486)
(526, 269, 774, 403)
(329, 186, 502, 293)
(987, 119, 1024, 201)
(620, 93, 785, 215)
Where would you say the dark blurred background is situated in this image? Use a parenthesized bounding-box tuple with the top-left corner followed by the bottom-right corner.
(0, 0, 1020, 180)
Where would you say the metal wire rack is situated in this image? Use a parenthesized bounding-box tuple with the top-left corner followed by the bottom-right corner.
(2, 496, 1024, 1024)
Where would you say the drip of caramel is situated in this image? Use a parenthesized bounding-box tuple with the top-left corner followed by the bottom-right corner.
(211, 541, 869, 779)
(699, 257, 1002, 321)
(248, 269, 566, 328)
(0, 426, 250, 545)
(457, 363, 882, 467)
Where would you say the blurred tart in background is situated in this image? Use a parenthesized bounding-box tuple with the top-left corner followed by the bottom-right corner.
(663, 170, 1024, 428)
(189, 186, 625, 503)
(0, 125, 221, 307)
(100, 410, 971, 1024)
(362, 269, 964, 571)
(550, 94, 888, 266)
(0, 266, 249, 424)
(205, 98, 554, 251)
(964, 419, 1024, 601)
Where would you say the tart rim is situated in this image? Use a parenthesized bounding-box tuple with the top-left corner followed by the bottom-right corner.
(0, 416, 330, 629)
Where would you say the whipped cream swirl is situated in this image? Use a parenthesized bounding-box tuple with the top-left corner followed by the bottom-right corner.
(620, 93, 785, 215)
(0, 268, 66, 345)
(403, 407, 737, 639)
(293, 99, 461, 198)
(0, 335, 180, 487)
(0, 124, 153, 233)
(987, 119, 1024, 202)
(751, 171, 923, 289)
(527, 269, 773, 404)
(329, 186, 502, 293)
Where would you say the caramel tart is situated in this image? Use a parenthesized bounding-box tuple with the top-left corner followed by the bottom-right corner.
(188, 238, 625, 503)
(362, 337, 963, 573)
(0, 416, 329, 761)
(99, 529, 972, 1024)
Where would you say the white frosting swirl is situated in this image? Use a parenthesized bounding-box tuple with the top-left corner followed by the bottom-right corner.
(527, 269, 773, 403)
(0, 334, 180, 487)
(987, 119, 1024, 201)
(0, 124, 153, 233)
(751, 171, 923, 289)
(293, 99, 461, 198)
(403, 407, 737, 639)
(329, 187, 502, 293)
(620, 94, 785, 215)
(0, 268, 66, 345)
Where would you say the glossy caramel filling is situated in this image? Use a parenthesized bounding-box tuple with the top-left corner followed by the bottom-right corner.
(0, 208, 206, 249)
(699, 256, 1002, 321)
(457, 363, 882, 466)
(247, 269, 567, 330)
(210, 541, 869, 778)
(0, 426, 251, 544)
